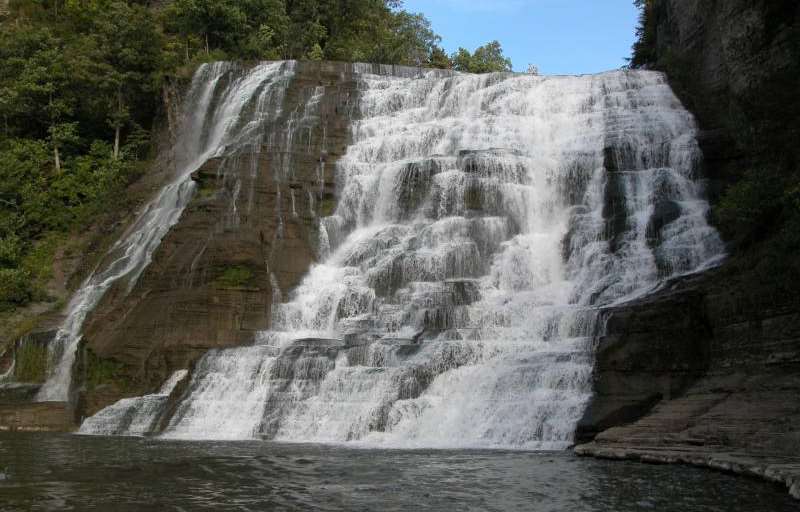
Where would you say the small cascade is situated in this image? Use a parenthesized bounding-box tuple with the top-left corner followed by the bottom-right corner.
(37, 62, 296, 402)
(0, 348, 14, 384)
(162, 346, 277, 440)
(82, 65, 724, 449)
(79, 370, 188, 436)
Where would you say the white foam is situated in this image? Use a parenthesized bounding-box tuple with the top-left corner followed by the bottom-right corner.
(89, 66, 724, 449)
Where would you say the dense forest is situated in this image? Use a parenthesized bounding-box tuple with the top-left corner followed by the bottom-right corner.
(0, 0, 514, 312)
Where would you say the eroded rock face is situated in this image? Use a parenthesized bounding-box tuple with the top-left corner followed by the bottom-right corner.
(580, 266, 800, 441)
(648, 0, 800, 196)
(576, 5, 800, 497)
(77, 62, 360, 416)
(576, 269, 800, 497)
(576, 278, 712, 442)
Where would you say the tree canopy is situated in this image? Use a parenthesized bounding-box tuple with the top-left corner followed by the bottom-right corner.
(629, 0, 656, 69)
(451, 41, 513, 74)
(0, 0, 514, 311)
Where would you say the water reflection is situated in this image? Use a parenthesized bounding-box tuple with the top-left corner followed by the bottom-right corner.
(0, 434, 794, 511)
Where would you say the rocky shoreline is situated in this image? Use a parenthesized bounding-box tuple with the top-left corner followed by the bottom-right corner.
(573, 267, 800, 501)
(572, 0, 800, 502)
(575, 442, 800, 500)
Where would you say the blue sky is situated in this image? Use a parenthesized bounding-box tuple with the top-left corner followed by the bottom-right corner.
(403, 0, 640, 75)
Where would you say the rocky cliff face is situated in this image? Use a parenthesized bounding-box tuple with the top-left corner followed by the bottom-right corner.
(577, 0, 800, 498)
(75, 61, 364, 417)
(646, 0, 799, 197)
(577, 266, 800, 497)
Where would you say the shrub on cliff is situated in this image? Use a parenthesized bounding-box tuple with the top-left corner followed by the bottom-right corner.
(0, 269, 33, 310)
(715, 166, 800, 298)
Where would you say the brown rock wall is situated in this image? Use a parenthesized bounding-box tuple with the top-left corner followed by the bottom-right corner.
(577, 268, 800, 497)
(77, 61, 361, 416)
(577, 1, 800, 498)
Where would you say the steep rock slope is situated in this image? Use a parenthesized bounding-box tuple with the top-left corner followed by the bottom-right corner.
(646, 0, 799, 196)
(576, 0, 800, 498)
(76, 61, 363, 417)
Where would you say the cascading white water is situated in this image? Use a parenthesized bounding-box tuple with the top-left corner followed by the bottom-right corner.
(78, 370, 188, 436)
(0, 356, 13, 383)
(37, 61, 296, 402)
(85, 66, 724, 448)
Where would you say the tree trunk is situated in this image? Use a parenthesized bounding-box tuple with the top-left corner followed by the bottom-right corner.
(53, 144, 61, 174)
(113, 88, 122, 160)
(205, 33, 210, 55)
(114, 126, 120, 161)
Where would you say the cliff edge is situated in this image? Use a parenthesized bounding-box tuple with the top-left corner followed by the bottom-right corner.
(576, 0, 800, 499)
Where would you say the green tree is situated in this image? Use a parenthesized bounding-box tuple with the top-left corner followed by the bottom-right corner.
(0, 0, 465, 313)
(428, 45, 452, 69)
(630, 0, 656, 68)
(89, 2, 162, 159)
(384, 11, 440, 66)
(452, 40, 512, 73)
(166, 0, 247, 55)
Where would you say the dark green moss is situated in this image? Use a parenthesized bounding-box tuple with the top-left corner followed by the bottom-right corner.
(214, 265, 254, 288)
(195, 185, 218, 200)
(318, 198, 337, 217)
(14, 341, 49, 383)
(85, 350, 131, 391)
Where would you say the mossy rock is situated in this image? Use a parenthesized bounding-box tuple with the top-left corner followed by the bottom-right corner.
(85, 350, 133, 392)
(196, 186, 218, 200)
(318, 198, 337, 217)
(14, 341, 49, 383)
(213, 265, 255, 288)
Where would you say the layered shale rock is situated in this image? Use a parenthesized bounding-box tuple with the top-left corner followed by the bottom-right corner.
(645, 0, 800, 196)
(576, 269, 800, 497)
(75, 61, 360, 416)
(576, 4, 800, 498)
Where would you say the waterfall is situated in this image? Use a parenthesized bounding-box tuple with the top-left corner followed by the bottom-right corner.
(83, 66, 724, 448)
(37, 62, 296, 402)
(78, 370, 188, 436)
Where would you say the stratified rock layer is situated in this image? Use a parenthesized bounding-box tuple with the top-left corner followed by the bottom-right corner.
(576, 269, 800, 496)
(576, 5, 800, 498)
(77, 62, 360, 416)
(646, 0, 799, 198)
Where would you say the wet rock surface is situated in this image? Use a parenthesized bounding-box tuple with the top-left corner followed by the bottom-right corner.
(77, 62, 360, 416)
(576, 269, 800, 499)
(648, 0, 800, 197)
(576, 0, 800, 499)
(0, 403, 76, 432)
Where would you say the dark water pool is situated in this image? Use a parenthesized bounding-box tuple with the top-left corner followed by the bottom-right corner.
(0, 433, 795, 511)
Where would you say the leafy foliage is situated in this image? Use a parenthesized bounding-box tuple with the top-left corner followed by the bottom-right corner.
(630, 0, 656, 68)
(14, 341, 49, 383)
(162, 0, 460, 68)
(0, 0, 512, 311)
(85, 349, 132, 391)
(0, 2, 160, 310)
(715, 168, 800, 250)
(451, 41, 512, 73)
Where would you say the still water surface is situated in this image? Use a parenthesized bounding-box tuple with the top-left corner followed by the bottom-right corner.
(0, 433, 795, 511)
